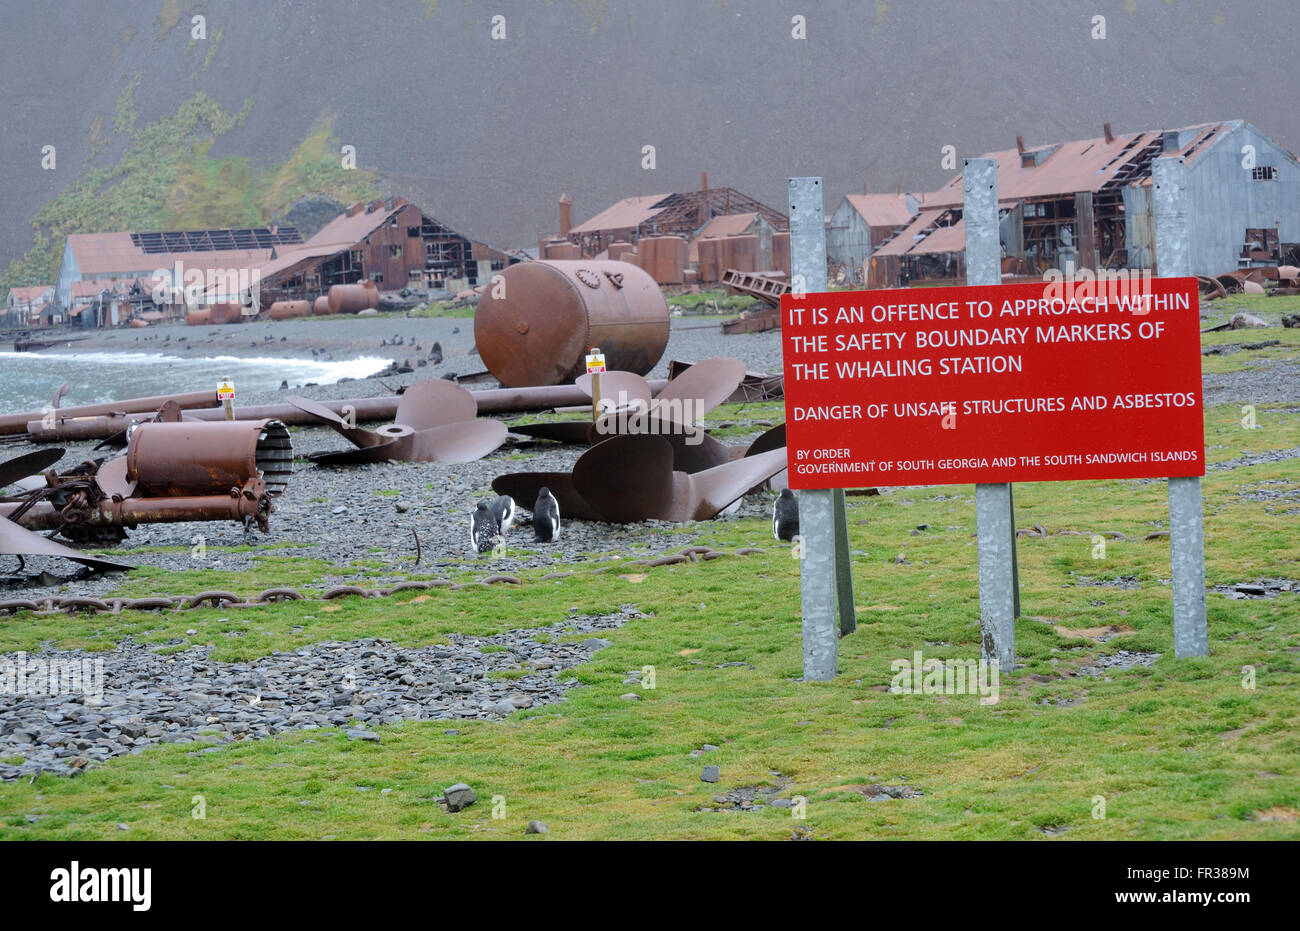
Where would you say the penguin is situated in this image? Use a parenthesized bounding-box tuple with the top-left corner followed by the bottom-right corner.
(772, 488, 799, 542)
(470, 501, 500, 554)
(533, 487, 560, 543)
(488, 494, 517, 534)
(429, 341, 443, 365)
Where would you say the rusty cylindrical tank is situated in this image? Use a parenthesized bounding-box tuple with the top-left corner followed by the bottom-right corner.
(697, 237, 723, 283)
(313, 296, 331, 315)
(474, 260, 670, 387)
(185, 308, 211, 326)
(208, 302, 245, 325)
(268, 300, 312, 320)
(126, 419, 293, 497)
(327, 280, 379, 315)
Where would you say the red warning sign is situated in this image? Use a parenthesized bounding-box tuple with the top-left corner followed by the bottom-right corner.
(780, 277, 1205, 488)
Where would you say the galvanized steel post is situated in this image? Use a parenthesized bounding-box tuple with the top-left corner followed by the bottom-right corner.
(964, 158, 1017, 669)
(1153, 155, 1209, 658)
(790, 176, 855, 680)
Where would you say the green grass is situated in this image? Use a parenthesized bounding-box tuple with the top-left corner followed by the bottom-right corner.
(667, 289, 761, 314)
(0, 397, 1296, 839)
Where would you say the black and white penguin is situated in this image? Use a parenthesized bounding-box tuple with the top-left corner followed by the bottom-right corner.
(429, 341, 443, 365)
(470, 501, 500, 554)
(772, 488, 799, 541)
(533, 487, 561, 543)
(488, 494, 517, 534)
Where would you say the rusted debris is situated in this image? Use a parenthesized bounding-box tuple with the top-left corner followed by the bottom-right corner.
(493, 432, 787, 524)
(0, 421, 291, 541)
(289, 379, 506, 465)
(720, 268, 790, 307)
(0, 449, 133, 572)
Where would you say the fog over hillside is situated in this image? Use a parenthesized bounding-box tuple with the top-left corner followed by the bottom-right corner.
(1, 0, 1296, 255)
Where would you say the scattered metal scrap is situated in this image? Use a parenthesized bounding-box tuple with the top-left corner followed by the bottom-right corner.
(493, 432, 787, 524)
(720, 268, 790, 307)
(0, 420, 291, 545)
(288, 379, 506, 465)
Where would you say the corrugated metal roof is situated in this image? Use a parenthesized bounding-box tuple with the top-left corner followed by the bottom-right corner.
(844, 193, 914, 228)
(7, 285, 52, 303)
(906, 218, 966, 256)
(66, 231, 274, 276)
(872, 210, 946, 257)
(569, 194, 671, 234)
(688, 212, 761, 261)
(927, 129, 1184, 207)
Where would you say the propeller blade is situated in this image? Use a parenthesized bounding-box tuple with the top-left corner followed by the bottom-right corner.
(0, 448, 64, 491)
(394, 379, 477, 431)
(286, 396, 386, 449)
(0, 514, 133, 572)
(653, 357, 746, 415)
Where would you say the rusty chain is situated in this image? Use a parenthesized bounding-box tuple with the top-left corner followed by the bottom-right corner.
(0, 546, 766, 617)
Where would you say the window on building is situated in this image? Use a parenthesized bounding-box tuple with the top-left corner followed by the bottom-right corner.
(371, 272, 383, 284)
(1252, 166, 1278, 181)
(390, 245, 403, 258)
(407, 226, 420, 238)
(490, 259, 504, 271)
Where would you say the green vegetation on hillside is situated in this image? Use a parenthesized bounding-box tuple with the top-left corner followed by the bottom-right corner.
(1, 91, 381, 292)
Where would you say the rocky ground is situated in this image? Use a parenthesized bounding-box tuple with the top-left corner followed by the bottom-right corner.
(0, 606, 644, 780)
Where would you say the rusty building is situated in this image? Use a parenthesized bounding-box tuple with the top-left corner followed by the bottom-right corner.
(867, 120, 1300, 287)
(551, 175, 788, 260)
(253, 197, 518, 305)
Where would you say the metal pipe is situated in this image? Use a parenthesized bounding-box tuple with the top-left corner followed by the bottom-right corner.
(0, 391, 220, 436)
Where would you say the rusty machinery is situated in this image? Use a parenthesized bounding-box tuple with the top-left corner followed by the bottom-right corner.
(0, 420, 291, 550)
(474, 260, 670, 387)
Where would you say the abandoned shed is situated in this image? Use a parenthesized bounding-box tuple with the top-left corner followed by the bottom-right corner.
(252, 197, 517, 306)
(826, 192, 922, 276)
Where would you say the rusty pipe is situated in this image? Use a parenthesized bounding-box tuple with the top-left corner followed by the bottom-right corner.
(6, 382, 678, 441)
(1, 492, 270, 532)
(0, 391, 221, 436)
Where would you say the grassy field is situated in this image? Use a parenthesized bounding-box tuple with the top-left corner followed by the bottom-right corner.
(0, 330, 1298, 840)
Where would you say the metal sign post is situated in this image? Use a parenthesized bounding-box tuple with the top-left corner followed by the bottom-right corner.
(963, 158, 1019, 669)
(789, 176, 856, 680)
(1153, 155, 1209, 658)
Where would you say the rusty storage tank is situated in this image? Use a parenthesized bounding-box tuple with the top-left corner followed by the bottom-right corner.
(772, 231, 791, 275)
(543, 241, 581, 260)
(639, 236, 687, 285)
(608, 241, 635, 263)
(474, 260, 669, 387)
(697, 237, 723, 282)
(312, 296, 331, 315)
(268, 300, 311, 320)
(207, 302, 245, 325)
(185, 308, 211, 326)
(327, 280, 379, 315)
(722, 234, 759, 274)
